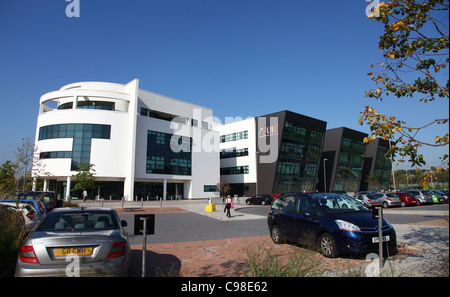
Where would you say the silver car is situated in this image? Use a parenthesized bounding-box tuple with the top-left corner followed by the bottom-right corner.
(374, 193, 402, 208)
(403, 190, 433, 205)
(15, 207, 130, 277)
(355, 194, 380, 208)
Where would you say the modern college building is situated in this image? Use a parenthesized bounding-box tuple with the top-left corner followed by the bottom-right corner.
(34, 79, 219, 201)
(317, 127, 367, 193)
(33, 80, 393, 200)
(215, 110, 327, 196)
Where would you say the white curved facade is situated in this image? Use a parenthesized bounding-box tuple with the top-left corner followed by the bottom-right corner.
(34, 79, 220, 201)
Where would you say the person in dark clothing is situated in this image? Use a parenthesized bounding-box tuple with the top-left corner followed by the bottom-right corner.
(224, 195, 232, 218)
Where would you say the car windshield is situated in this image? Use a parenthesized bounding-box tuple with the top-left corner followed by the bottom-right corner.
(386, 193, 400, 197)
(36, 210, 118, 231)
(309, 193, 369, 214)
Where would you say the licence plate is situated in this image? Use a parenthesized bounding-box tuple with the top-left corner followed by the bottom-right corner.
(412, 201, 416, 203)
(54, 247, 93, 257)
(372, 236, 390, 243)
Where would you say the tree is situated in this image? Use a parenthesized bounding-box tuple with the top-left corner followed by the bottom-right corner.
(31, 145, 52, 191)
(0, 161, 17, 198)
(14, 137, 35, 191)
(72, 163, 96, 200)
(216, 179, 231, 198)
(361, 0, 449, 187)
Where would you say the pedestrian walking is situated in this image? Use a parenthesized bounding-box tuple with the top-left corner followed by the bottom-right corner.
(82, 190, 88, 202)
(224, 195, 232, 218)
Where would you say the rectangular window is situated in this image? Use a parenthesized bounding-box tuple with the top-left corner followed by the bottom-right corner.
(140, 107, 149, 116)
(204, 185, 217, 192)
(220, 148, 249, 159)
(220, 166, 249, 175)
(146, 130, 192, 175)
(220, 131, 248, 143)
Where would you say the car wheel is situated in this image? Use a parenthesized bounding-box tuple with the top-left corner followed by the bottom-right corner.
(417, 200, 422, 206)
(261, 201, 266, 205)
(246, 200, 251, 205)
(382, 202, 389, 208)
(318, 233, 337, 258)
(401, 201, 406, 207)
(270, 225, 284, 244)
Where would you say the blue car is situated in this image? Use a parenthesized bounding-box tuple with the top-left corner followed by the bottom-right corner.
(268, 192, 397, 258)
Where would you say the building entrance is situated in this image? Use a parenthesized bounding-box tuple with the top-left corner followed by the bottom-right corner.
(134, 182, 185, 200)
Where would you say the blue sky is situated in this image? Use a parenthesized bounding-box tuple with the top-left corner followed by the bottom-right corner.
(0, 0, 448, 169)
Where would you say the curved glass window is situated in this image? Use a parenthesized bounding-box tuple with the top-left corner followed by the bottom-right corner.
(38, 124, 111, 171)
(57, 102, 73, 110)
(77, 101, 115, 110)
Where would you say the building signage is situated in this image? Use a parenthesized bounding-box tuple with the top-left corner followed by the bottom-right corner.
(259, 124, 279, 138)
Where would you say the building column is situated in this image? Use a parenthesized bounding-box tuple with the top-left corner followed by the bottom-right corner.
(43, 179, 48, 192)
(32, 178, 37, 191)
(66, 176, 71, 201)
(123, 79, 139, 202)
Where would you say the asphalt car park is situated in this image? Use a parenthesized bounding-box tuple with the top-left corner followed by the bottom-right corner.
(118, 202, 448, 247)
(5, 199, 448, 277)
(121, 211, 269, 245)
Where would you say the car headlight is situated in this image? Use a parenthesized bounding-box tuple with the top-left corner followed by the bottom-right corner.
(335, 220, 360, 232)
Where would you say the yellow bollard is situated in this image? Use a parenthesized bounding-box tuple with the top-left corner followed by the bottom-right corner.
(205, 203, 216, 212)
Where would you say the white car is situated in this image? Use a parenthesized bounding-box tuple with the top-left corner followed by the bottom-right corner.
(0, 202, 39, 231)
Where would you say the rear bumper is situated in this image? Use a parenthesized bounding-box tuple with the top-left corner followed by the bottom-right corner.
(15, 253, 130, 277)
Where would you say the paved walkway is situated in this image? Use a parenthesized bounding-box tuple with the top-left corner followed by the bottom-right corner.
(77, 199, 449, 277)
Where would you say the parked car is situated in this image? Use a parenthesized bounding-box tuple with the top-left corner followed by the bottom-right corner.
(355, 193, 379, 208)
(0, 202, 39, 231)
(430, 190, 449, 203)
(10, 191, 62, 212)
(427, 190, 445, 204)
(15, 207, 130, 277)
(372, 193, 402, 208)
(0, 199, 46, 219)
(0, 204, 25, 230)
(246, 195, 273, 205)
(267, 192, 397, 258)
(394, 191, 417, 207)
(403, 189, 433, 205)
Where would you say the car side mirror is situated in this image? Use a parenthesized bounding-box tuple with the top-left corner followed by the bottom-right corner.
(121, 220, 128, 227)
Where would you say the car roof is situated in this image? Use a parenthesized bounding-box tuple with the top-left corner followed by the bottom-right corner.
(0, 202, 32, 207)
(49, 207, 114, 213)
(2, 198, 41, 203)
